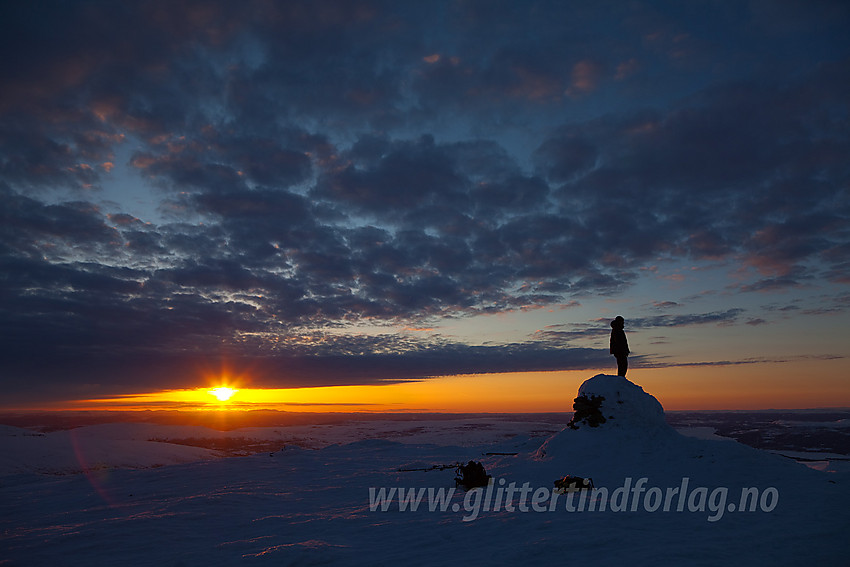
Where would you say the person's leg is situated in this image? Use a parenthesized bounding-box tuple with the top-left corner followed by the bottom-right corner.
(617, 355, 628, 377)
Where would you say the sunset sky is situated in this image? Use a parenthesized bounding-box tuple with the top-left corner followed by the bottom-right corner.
(1, 0, 848, 412)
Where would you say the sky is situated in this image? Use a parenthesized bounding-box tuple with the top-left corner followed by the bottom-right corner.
(1, 0, 849, 412)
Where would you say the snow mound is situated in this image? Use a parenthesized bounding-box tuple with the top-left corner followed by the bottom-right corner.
(570, 374, 670, 433)
(529, 374, 823, 490)
(531, 375, 693, 482)
(534, 374, 677, 467)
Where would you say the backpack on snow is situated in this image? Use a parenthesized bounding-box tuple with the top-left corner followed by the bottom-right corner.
(455, 460, 490, 489)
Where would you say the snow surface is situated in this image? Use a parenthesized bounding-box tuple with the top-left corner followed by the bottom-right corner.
(1, 375, 848, 566)
(0, 424, 222, 476)
(675, 427, 738, 442)
(0, 419, 563, 477)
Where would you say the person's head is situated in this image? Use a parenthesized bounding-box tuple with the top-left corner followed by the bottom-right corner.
(611, 316, 625, 329)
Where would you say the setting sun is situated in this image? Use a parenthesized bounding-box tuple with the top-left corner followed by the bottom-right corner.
(209, 387, 237, 402)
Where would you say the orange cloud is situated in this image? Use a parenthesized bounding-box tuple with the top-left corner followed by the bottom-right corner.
(565, 60, 602, 97)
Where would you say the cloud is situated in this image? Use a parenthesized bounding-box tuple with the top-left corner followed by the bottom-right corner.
(535, 64, 850, 283)
(565, 60, 604, 97)
(535, 307, 750, 346)
(2, 330, 612, 403)
(0, 1, 848, 401)
(641, 353, 846, 369)
(626, 309, 746, 328)
(314, 135, 467, 216)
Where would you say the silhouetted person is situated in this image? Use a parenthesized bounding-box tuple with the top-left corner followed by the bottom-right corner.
(609, 316, 629, 377)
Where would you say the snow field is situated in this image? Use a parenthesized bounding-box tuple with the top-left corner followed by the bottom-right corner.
(1, 376, 849, 566)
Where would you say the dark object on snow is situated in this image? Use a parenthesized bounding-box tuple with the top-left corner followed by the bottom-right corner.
(455, 460, 491, 490)
(554, 476, 594, 492)
(398, 462, 460, 472)
(567, 394, 607, 429)
(609, 316, 630, 377)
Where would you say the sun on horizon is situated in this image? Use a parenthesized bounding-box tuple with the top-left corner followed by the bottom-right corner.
(209, 387, 237, 402)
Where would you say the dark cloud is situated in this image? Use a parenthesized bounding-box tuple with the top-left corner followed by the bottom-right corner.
(626, 309, 746, 328)
(0, 186, 122, 262)
(535, 307, 749, 345)
(641, 353, 846, 369)
(737, 273, 808, 294)
(2, 330, 611, 404)
(0, 0, 848, 402)
(535, 66, 850, 278)
(650, 301, 680, 310)
(315, 135, 468, 216)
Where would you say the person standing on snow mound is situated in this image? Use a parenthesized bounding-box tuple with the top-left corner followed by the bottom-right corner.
(609, 316, 630, 377)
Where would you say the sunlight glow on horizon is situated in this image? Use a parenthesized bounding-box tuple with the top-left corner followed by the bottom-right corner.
(37, 357, 850, 414)
(59, 372, 591, 413)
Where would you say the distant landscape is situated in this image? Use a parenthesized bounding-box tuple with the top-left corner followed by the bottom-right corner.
(3, 409, 849, 460)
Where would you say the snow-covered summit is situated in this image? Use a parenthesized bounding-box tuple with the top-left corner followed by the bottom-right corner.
(532, 375, 679, 477)
(535, 374, 676, 457)
(570, 374, 671, 433)
(530, 373, 830, 491)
